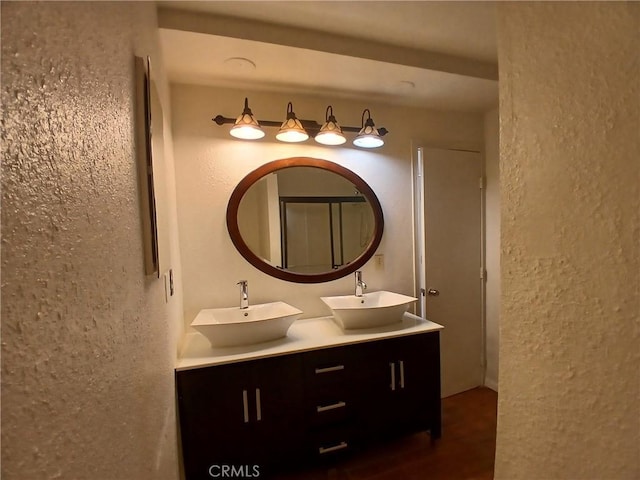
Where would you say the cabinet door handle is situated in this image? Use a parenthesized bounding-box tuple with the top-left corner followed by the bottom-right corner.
(315, 365, 345, 374)
(319, 441, 348, 454)
(242, 390, 249, 423)
(316, 401, 346, 413)
(399, 360, 405, 389)
(389, 362, 396, 391)
(255, 388, 262, 421)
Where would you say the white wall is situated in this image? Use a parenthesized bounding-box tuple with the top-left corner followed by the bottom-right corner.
(484, 107, 500, 391)
(171, 84, 484, 330)
(1, 3, 183, 479)
(495, 3, 639, 479)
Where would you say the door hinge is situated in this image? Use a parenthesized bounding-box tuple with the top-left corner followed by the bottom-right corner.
(479, 177, 485, 189)
(480, 268, 487, 280)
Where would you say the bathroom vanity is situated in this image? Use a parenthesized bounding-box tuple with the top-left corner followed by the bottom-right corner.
(176, 314, 442, 479)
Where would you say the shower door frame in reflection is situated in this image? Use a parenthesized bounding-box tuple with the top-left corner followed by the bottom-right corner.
(280, 196, 369, 273)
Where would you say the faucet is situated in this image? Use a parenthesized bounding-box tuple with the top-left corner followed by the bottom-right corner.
(355, 271, 367, 297)
(237, 280, 249, 309)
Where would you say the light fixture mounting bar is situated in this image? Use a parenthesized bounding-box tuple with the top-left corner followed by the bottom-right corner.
(212, 115, 388, 137)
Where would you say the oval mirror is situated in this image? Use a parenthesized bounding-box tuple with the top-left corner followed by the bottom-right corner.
(227, 157, 384, 283)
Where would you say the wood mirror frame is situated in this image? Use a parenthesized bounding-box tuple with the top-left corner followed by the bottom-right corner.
(226, 157, 384, 283)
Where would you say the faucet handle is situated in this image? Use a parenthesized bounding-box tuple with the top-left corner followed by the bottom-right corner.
(237, 280, 248, 285)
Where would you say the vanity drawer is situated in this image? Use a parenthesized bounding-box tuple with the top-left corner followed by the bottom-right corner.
(302, 345, 357, 392)
(305, 396, 353, 427)
(307, 424, 354, 461)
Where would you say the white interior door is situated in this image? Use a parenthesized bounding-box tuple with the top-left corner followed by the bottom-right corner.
(422, 147, 483, 397)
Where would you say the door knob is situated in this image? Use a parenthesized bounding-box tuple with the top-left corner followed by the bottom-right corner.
(427, 289, 440, 296)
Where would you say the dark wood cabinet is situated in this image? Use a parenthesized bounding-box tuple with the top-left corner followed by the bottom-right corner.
(176, 354, 304, 479)
(352, 333, 441, 441)
(176, 331, 441, 479)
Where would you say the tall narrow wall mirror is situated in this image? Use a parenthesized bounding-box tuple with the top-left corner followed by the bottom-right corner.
(134, 55, 159, 277)
(227, 158, 384, 283)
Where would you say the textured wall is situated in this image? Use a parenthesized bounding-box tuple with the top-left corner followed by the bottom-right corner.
(170, 84, 484, 329)
(1, 3, 181, 479)
(484, 106, 500, 391)
(495, 3, 639, 479)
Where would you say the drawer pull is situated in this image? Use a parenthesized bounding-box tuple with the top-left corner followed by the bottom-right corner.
(242, 390, 249, 423)
(255, 388, 262, 421)
(399, 360, 405, 389)
(316, 401, 346, 413)
(390, 362, 396, 391)
(315, 365, 345, 374)
(319, 441, 348, 454)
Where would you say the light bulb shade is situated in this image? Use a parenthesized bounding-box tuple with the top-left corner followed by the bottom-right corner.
(276, 102, 308, 142)
(315, 106, 346, 145)
(353, 129, 384, 148)
(276, 117, 309, 142)
(230, 113, 265, 140)
(353, 109, 384, 148)
(229, 98, 264, 140)
(315, 130, 347, 146)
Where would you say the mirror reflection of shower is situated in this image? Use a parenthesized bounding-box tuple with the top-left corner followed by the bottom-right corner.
(280, 195, 374, 274)
(235, 165, 379, 278)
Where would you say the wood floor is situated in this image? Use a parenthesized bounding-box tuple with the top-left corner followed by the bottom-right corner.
(275, 387, 497, 480)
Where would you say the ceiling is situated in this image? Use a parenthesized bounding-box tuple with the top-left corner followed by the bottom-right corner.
(157, 1, 498, 112)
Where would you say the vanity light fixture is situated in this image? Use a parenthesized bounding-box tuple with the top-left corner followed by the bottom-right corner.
(353, 109, 384, 148)
(275, 102, 309, 143)
(213, 99, 388, 148)
(315, 106, 346, 146)
(229, 98, 265, 140)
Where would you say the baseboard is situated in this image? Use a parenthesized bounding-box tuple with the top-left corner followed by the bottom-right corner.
(483, 376, 498, 392)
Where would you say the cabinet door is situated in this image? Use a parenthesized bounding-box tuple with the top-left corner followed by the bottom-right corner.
(353, 332, 441, 441)
(176, 354, 304, 479)
(387, 333, 441, 437)
(177, 362, 255, 479)
(250, 354, 305, 469)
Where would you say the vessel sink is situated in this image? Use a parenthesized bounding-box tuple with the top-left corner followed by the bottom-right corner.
(191, 301, 303, 348)
(320, 290, 418, 329)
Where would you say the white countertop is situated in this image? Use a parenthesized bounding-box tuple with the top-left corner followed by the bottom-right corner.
(176, 313, 443, 371)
